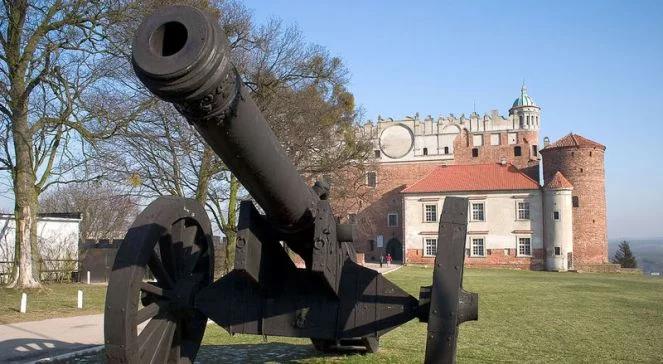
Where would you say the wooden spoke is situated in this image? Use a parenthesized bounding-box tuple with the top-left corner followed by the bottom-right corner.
(167, 323, 182, 364)
(180, 225, 202, 276)
(178, 316, 207, 363)
(158, 233, 179, 280)
(140, 282, 171, 298)
(170, 219, 187, 279)
(137, 302, 162, 324)
(138, 316, 177, 364)
(148, 250, 175, 289)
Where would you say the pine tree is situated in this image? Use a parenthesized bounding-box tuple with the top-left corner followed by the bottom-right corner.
(612, 241, 637, 268)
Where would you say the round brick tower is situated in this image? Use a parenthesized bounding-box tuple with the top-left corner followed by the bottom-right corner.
(540, 133, 607, 267)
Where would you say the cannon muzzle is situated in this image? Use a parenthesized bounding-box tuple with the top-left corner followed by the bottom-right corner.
(132, 5, 318, 229)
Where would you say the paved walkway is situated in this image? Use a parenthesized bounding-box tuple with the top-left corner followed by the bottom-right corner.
(0, 314, 103, 363)
(364, 262, 403, 275)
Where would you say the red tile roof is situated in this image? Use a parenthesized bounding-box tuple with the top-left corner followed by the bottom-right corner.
(542, 133, 605, 151)
(544, 171, 573, 190)
(401, 163, 540, 194)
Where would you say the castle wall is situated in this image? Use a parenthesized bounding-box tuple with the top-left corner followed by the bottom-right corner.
(541, 148, 608, 265)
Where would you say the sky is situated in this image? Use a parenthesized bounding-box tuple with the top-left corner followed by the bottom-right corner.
(242, 0, 663, 239)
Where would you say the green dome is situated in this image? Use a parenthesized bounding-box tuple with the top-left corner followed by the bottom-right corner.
(512, 84, 536, 108)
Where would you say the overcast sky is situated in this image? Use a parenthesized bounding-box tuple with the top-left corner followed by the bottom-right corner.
(242, 0, 663, 239)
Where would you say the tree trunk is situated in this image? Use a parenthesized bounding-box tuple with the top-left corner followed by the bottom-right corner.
(224, 174, 239, 272)
(9, 108, 41, 288)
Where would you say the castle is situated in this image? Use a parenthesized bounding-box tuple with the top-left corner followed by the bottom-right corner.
(342, 86, 608, 271)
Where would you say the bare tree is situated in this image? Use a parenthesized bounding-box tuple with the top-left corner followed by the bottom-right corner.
(39, 183, 139, 240)
(99, 0, 372, 273)
(0, 1, 144, 288)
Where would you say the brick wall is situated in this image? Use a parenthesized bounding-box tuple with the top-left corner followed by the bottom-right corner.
(406, 248, 545, 270)
(541, 147, 608, 265)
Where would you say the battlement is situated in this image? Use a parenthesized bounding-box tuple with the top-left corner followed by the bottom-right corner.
(359, 108, 537, 140)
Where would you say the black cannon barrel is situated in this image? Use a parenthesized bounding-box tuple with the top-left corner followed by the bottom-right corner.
(132, 5, 318, 228)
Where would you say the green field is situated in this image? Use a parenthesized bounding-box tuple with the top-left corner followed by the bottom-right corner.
(2, 267, 662, 362)
(0, 283, 107, 324)
(200, 266, 663, 363)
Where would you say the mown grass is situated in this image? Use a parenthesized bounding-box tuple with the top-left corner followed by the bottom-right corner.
(201, 266, 663, 363)
(0, 283, 107, 324)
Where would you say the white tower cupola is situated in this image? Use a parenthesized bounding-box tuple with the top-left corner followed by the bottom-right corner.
(509, 84, 541, 131)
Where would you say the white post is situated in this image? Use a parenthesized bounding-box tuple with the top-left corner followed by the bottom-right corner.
(87, 271, 91, 285)
(77, 290, 83, 309)
(20, 293, 27, 313)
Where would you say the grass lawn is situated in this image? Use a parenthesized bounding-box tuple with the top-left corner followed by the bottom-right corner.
(0, 283, 107, 324)
(201, 266, 663, 363)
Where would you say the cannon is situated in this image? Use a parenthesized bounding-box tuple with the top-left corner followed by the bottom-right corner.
(104, 5, 478, 364)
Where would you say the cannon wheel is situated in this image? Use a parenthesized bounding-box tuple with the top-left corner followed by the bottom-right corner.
(105, 197, 214, 364)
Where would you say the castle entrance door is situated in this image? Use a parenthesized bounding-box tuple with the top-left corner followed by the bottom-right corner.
(386, 238, 403, 262)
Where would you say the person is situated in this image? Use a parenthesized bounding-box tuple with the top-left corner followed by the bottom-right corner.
(386, 253, 392, 267)
(379, 255, 384, 268)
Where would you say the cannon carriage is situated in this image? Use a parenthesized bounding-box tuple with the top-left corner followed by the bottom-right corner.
(104, 5, 477, 363)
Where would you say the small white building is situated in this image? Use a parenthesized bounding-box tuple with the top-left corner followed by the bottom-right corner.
(0, 213, 82, 281)
(401, 163, 556, 270)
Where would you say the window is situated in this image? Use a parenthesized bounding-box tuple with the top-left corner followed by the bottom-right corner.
(424, 204, 437, 222)
(471, 202, 485, 221)
(374, 150, 381, 158)
(471, 238, 485, 257)
(572, 196, 579, 207)
(517, 202, 530, 220)
(444, 146, 449, 154)
(348, 213, 357, 224)
(423, 147, 428, 156)
(554, 247, 561, 256)
(387, 213, 398, 227)
(514, 146, 522, 157)
(424, 238, 437, 257)
(553, 211, 560, 220)
(518, 237, 531, 256)
(369, 239, 375, 251)
(472, 148, 479, 158)
(532, 145, 538, 156)
(490, 134, 500, 146)
(508, 133, 517, 145)
(472, 134, 483, 146)
(366, 171, 377, 187)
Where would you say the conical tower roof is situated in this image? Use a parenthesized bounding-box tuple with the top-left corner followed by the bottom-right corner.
(544, 171, 574, 190)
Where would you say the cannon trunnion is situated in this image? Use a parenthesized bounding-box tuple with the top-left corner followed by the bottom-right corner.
(104, 5, 478, 364)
